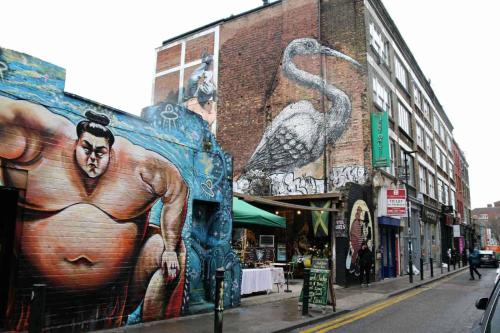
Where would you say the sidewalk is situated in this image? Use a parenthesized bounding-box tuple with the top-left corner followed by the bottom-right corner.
(98, 264, 468, 333)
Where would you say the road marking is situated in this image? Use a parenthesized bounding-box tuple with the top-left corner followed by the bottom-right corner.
(301, 275, 457, 333)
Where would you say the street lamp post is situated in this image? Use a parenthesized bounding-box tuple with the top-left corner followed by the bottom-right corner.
(403, 149, 417, 284)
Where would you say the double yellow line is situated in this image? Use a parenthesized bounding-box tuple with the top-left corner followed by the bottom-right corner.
(300, 280, 445, 333)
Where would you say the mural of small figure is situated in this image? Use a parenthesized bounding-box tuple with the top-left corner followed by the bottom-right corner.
(346, 200, 372, 276)
(184, 52, 217, 126)
(0, 96, 188, 329)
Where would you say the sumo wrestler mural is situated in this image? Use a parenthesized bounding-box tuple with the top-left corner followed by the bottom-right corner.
(0, 48, 240, 331)
(235, 38, 364, 195)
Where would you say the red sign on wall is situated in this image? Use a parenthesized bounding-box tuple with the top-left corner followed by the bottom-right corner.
(387, 189, 406, 216)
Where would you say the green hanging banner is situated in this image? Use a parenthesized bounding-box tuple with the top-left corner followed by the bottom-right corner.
(371, 112, 391, 168)
(310, 201, 331, 237)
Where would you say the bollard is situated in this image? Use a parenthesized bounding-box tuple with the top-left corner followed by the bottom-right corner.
(302, 268, 311, 316)
(447, 257, 450, 272)
(458, 255, 461, 268)
(284, 263, 292, 293)
(29, 284, 46, 333)
(409, 256, 414, 283)
(214, 268, 225, 333)
(420, 258, 424, 281)
(453, 256, 456, 270)
(430, 258, 434, 278)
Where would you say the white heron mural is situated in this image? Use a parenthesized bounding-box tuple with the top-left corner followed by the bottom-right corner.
(237, 38, 361, 195)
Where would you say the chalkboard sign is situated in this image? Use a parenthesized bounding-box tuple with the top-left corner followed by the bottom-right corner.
(311, 258, 329, 270)
(309, 269, 329, 306)
(300, 268, 330, 307)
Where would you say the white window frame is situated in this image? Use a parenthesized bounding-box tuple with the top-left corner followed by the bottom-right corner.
(433, 114, 440, 132)
(385, 139, 396, 176)
(413, 85, 421, 109)
(373, 76, 391, 114)
(369, 22, 389, 65)
(437, 179, 443, 203)
(443, 184, 449, 205)
(416, 124, 424, 148)
(428, 172, 435, 198)
(419, 164, 427, 195)
(398, 101, 411, 136)
(425, 134, 433, 157)
(423, 101, 430, 120)
(395, 56, 408, 90)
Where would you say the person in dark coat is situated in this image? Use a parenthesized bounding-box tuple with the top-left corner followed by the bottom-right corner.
(358, 241, 373, 286)
(468, 247, 482, 280)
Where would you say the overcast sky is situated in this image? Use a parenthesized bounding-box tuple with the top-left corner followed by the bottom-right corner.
(2, 0, 498, 209)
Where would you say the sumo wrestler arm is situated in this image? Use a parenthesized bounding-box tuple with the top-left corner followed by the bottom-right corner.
(136, 157, 188, 320)
(0, 96, 72, 163)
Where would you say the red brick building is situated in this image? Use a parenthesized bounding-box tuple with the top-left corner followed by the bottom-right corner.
(152, 0, 471, 282)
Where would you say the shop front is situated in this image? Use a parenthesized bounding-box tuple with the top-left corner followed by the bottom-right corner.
(378, 216, 401, 279)
(440, 209, 455, 264)
(421, 206, 440, 266)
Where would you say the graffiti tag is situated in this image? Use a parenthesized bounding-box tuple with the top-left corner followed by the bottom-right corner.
(329, 165, 367, 189)
(269, 172, 324, 195)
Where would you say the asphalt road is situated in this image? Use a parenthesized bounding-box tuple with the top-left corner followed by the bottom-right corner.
(297, 267, 496, 333)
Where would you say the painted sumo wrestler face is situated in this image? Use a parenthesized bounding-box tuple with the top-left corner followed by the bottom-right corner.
(75, 131, 110, 178)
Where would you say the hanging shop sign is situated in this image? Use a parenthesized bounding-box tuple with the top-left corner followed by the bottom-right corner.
(387, 189, 406, 216)
(453, 225, 461, 238)
(422, 206, 439, 224)
(371, 112, 391, 168)
(334, 219, 348, 237)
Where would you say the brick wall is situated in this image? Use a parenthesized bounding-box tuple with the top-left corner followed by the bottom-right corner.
(0, 47, 239, 331)
(154, 0, 370, 196)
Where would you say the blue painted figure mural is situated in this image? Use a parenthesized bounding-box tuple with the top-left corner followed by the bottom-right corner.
(0, 47, 240, 331)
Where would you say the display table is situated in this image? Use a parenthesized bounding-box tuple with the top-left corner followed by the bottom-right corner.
(241, 268, 273, 295)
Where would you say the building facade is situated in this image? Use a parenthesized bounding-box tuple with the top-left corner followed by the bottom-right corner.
(472, 202, 500, 248)
(0, 47, 240, 331)
(152, 0, 470, 282)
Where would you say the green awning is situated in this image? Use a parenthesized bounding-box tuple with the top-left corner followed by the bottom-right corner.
(233, 197, 286, 229)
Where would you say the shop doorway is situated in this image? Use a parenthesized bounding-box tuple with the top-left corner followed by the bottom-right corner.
(381, 226, 397, 278)
(0, 187, 19, 327)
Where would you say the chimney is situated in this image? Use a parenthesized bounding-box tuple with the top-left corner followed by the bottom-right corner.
(494, 201, 500, 207)
(488, 204, 493, 208)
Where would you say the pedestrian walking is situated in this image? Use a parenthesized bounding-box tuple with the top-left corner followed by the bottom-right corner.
(358, 241, 373, 287)
(468, 247, 482, 280)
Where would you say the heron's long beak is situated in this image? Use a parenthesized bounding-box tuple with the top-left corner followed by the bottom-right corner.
(321, 46, 361, 68)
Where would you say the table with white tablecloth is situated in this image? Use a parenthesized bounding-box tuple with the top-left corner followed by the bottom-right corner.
(240, 267, 287, 295)
(240, 268, 273, 295)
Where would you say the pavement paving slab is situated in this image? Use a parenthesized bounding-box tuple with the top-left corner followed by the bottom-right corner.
(96, 265, 469, 333)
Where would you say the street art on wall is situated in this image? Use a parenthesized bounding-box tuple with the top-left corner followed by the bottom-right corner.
(184, 52, 217, 127)
(346, 199, 373, 276)
(329, 165, 368, 189)
(0, 47, 239, 331)
(236, 38, 362, 195)
(234, 164, 368, 196)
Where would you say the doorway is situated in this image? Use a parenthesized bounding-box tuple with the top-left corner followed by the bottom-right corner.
(381, 226, 397, 278)
(0, 187, 19, 327)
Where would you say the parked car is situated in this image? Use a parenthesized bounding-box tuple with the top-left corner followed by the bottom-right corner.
(479, 250, 499, 268)
(473, 279, 500, 332)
